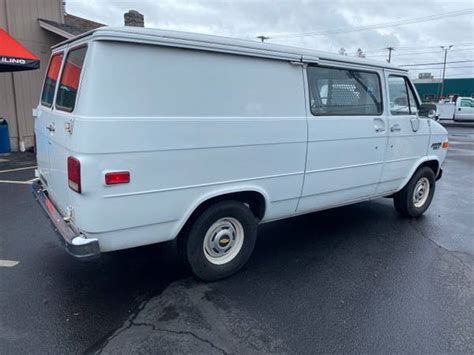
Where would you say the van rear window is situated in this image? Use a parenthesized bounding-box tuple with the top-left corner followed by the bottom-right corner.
(56, 46, 87, 112)
(41, 53, 63, 107)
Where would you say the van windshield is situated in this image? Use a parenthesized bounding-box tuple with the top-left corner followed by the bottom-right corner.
(56, 46, 87, 112)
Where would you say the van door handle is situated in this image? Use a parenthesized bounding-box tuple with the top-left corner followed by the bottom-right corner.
(46, 124, 55, 132)
(373, 118, 386, 133)
(390, 124, 401, 132)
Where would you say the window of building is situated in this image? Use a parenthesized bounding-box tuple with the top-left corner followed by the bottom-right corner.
(41, 53, 63, 107)
(423, 94, 436, 102)
(307, 66, 382, 116)
(55, 46, 87, 112)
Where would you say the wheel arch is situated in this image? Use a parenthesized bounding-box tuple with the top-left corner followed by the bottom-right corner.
(173, 187, 269, 240)
(418, 159, 440, 176)
(397, 156, 440, 192)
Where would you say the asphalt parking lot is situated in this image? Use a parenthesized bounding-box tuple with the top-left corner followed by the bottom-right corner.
(0, 122, 473, 354)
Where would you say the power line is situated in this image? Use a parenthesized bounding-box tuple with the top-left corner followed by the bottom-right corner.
(270, 8, 473, 39)
(368, 47, 474, 58)
(400, 60, 474, 67)
(364, 42, 474, 54)
(406, 65, 474, 70)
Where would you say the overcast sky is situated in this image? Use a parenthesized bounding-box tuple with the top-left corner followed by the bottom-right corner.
(66, 0, 474, 79)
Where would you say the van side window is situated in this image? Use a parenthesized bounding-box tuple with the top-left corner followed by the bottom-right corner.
(41, 53, 63, 107)
(307, 66, 382, 116)
(55, 46, 87, 112)
(388, 75, 419, 115)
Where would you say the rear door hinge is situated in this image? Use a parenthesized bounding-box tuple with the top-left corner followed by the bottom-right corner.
(64, 206, 74, 222)
(65, 118, 74, 134)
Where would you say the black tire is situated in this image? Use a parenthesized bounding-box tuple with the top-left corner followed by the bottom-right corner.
(179, 200, 258, 281)
(393, 166, 436, 217)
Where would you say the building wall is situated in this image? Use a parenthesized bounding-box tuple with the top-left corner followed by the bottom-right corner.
(414, 78, 474, 102)
(0, 0, 64, 151)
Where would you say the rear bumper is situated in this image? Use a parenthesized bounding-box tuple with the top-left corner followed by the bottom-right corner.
(31, 180, 100, 260)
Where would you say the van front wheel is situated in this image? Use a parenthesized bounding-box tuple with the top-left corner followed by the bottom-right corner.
(179, 201, 258, 281)
(393, 166, 436, 217)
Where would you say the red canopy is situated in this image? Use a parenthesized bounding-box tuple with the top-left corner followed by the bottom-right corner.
(0, 28, 40, 72)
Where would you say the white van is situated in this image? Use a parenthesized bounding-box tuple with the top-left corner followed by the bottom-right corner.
(33, 27, 448, 280)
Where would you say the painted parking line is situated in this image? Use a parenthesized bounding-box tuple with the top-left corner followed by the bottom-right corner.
(0, 166, 37, 174)
(0, 260, 19, 268)
(0, 180, 34, 185)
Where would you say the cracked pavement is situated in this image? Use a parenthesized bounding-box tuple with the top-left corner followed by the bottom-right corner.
(0, 123, 473, 353)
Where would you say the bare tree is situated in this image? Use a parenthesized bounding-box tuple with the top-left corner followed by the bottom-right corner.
(338, 47, 347, 56)
(356, 48, 366, 58)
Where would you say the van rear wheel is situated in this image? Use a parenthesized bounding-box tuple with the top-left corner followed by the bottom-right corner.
(179, 201, 258, 281)
(393, 166, 436, 217)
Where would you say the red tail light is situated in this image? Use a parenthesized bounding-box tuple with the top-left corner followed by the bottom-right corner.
(105, 171, 130, 185)
(67, 156, 81, 193)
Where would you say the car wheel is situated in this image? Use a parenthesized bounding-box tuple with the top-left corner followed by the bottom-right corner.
(179, 200, 258, 281)
(393, 166, 436, 217)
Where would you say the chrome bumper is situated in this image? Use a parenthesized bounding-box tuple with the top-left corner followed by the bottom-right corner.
(31, 180, 100, 260)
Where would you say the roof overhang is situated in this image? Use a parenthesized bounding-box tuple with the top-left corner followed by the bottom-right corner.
(38, 19, 74, 39)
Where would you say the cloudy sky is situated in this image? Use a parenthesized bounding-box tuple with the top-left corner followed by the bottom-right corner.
(66, 0, 474, 79)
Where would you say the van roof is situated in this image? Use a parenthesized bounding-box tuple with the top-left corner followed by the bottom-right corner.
(53, 26, 407, 72)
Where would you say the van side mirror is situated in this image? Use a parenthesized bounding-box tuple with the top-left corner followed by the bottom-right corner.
(418, 103, 437, 119)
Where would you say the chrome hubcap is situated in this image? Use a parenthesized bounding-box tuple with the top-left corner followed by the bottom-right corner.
(203, 217, 244, 265)
(413, 177, 430, 208)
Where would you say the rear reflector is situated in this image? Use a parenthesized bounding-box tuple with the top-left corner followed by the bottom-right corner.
(105, 171, 130, 185)
(67, 156, 81, 193)
(442, 141, 449, 149)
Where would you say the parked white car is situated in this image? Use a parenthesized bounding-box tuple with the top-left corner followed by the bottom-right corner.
(453, 97, 474, 121)
(33, 27, 448, 280)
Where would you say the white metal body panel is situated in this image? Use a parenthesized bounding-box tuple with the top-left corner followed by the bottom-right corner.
(436, 102, 455, 119)
(35, 38, 90, 216)
(377, 70, 433, 194)
(34, 28, 447, 253)
(298, 64, 388, 212)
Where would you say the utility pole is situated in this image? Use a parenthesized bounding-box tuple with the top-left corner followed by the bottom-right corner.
(438, 45, 453, 101)
(256, 35, 270, 43)
(385, 47, 395, 63)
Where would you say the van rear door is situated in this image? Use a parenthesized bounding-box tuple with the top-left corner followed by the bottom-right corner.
(35, 45, 87, 214)
(36, 51, 64, 187)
